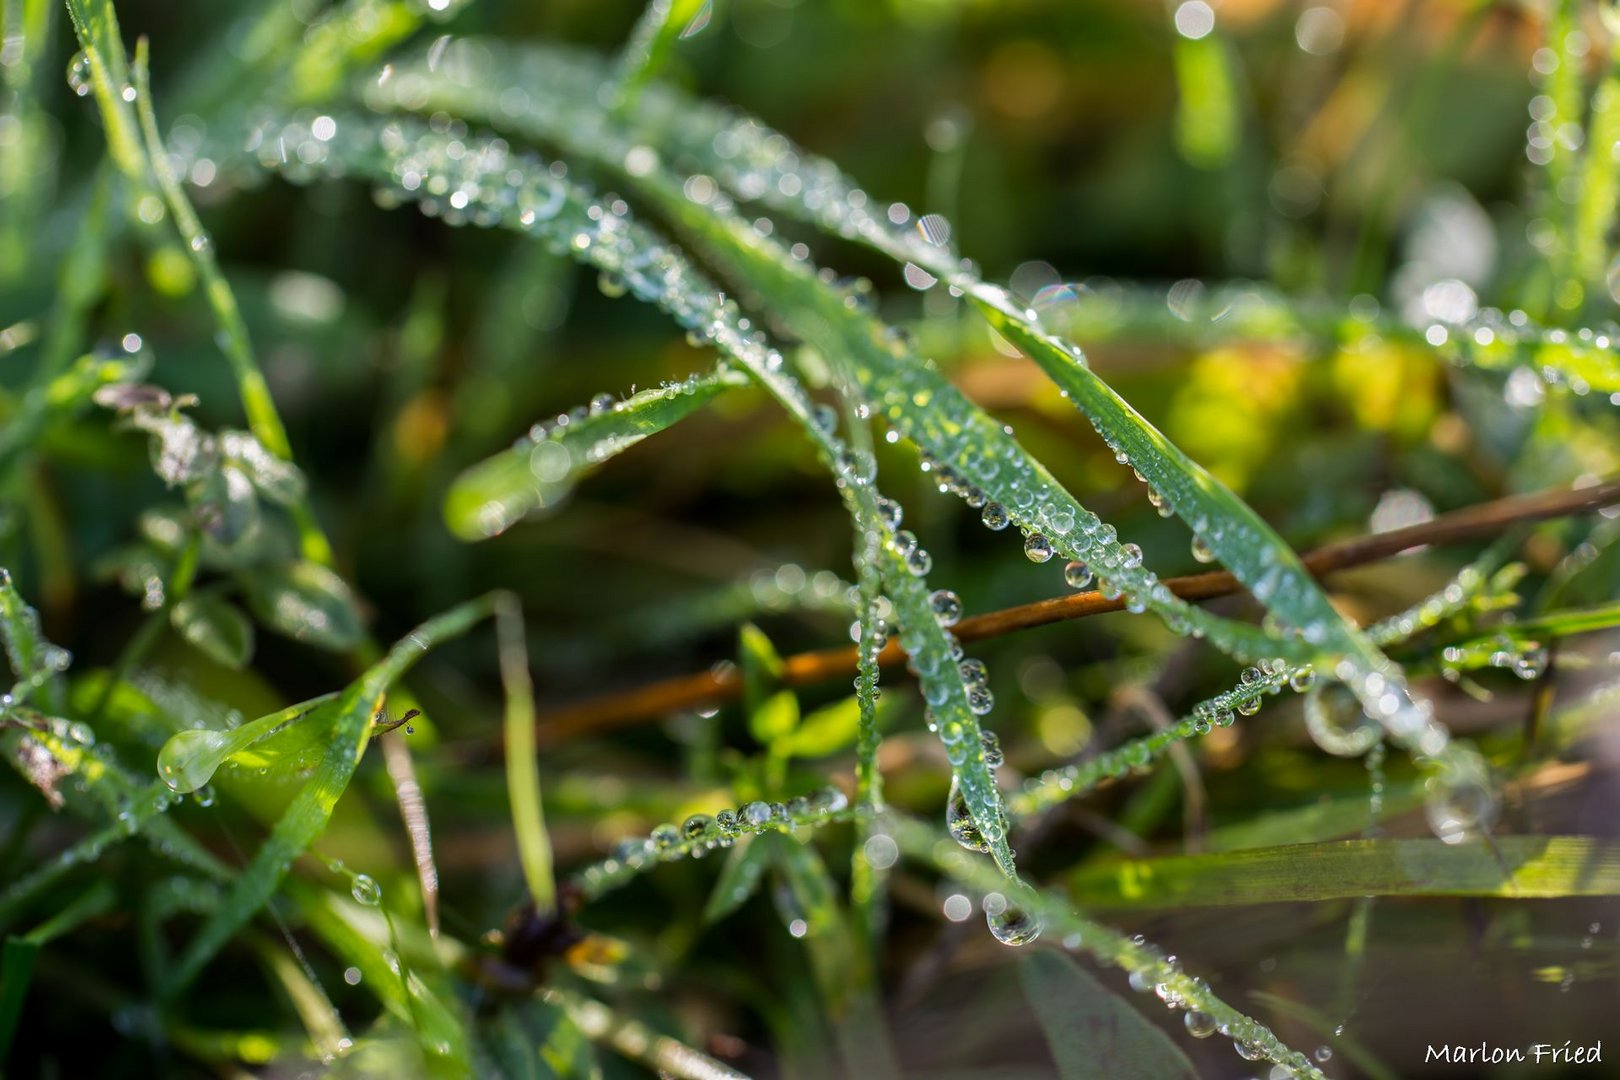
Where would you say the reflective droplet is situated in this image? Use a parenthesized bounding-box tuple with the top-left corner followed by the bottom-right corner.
(981, 502, 1010, 531)
(946, 778, 988, 851)
(1190, 535, 1215, 564)
(350, 874, 381, 907)
(929, 589, 962, 627)
(156, 728, 231, 793)
(987, 900, 1042, 946)
(66, 50, 93, 97)
(1185, 1010, 1216, 1038)
(1024, 533, 1054, 563)
(1063, 560, 1093, 589)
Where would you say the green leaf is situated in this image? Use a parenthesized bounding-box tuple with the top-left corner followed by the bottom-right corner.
(740, 623, 798, 745)
(751, 690, 799, 747)
(1018, 950, 1199, 1080)
(783, 694, 862, 759)
(1067, 836, 1620, 910)
(702, 836, 770, 923)
(162, 595, 497, 1003)
(443, 366, 744, 541)
(169, 594, 255, 668)
(241, 560, 363, 652)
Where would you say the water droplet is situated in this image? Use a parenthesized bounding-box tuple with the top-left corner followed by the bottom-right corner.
(929, 589, 962, 627)
(985, 894, 1042, 946)
(980, 729, 1004, 768)
(1185, 1010, 1216, 1038)
(1303, 683, 1381, 757)
(1120, 542, 1143, 568)
(682, 813, 714, 840)
(1513, 645, 1549, 680)
(1288, 666, 1316, 693)
(1024, 533, 1054, 563)
(981, 502, 1010, 531)
(650, 823, 680, 849)
(1190, 535, 1215, 564)
(741, 800, 772, 826)
(350, 874, 381, 906)
(66, 51, 92, 97)
(1063, 560, 1093, 589)
(946, 778, 988, 851)
(156, 728, 232, 793)
(1315, 1046, 1334, 1063)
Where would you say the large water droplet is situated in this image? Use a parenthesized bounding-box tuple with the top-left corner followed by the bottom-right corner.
(351, 874, 381, 906)
(66, 50, 93, 97)
(985, 893, 1042, 946)
(1063, 560, 1093, 589)
(156, 728, 232, 793)
(946, 778, 989, 851)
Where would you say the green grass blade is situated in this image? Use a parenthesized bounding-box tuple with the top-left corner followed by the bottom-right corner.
(0, 882, 116, 1056)
(163, 594, 498, 997)
(612, 0, 713, 105)
(240, 111, 1020, 875)
(887, 813, 1326, 1079)
(1019, 949, 1198, 1080)
(1067, 836, 1620, 910)
(371, 47, 1307, 670)
(496, 594, 555, 914)
(445, 365, 746, 540)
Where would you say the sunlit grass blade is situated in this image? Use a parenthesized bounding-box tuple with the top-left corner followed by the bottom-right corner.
(234, 111, 1019, 875)
(1066, 835, 1620, 910)
(444, 365, 747, 540)
(496, 594, 555, 914)
(162, 594, 498, 999)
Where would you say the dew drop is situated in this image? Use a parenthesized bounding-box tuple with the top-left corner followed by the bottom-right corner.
(1063, 560, 1093, 589)
(66, 50, 93, 97)
(156, 728, 232, 793)
(929, 589, 962, 627)
(945, 777, 989, 852)
(1185, 1010, 1216, 1038)
(1024, 533, 1054, 563)
(1190, 535, 1215, 564)
(984, 894, 1042, 946)
(981, 502, 1010, 531)
(350, 874, 381, 906)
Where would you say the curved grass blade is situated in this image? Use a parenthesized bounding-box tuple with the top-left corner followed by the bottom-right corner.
(1066, 835, 1620, 910)
(372, 49, 1301, 670)
(233, 111, 1020, 876)
(445, 365, 747, 540)
(162, 593, 499, 999)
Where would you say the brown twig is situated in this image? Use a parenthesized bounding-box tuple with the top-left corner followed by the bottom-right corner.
(533, 478, 1620, 745)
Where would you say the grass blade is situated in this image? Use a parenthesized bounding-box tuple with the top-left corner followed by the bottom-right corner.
(497, 594, 555, 914)
(445, 365, 746, 540)
(1019, 949, 1198, 1080)
(163, 594, 498, 998)
(1066, 836, 1620, 910)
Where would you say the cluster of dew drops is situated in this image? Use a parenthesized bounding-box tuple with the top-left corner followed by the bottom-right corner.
(576, 787, 854, 900)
